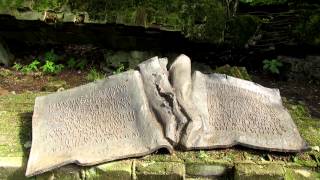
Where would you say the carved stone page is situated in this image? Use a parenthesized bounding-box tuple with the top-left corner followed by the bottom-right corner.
(138, 57, 187, 144)
(189, 72, 308, 151)
(26, 70, 173, 177)
(169, 55, 211, 149)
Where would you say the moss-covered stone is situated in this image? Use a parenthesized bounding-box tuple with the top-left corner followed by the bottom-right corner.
(186, 163, 232, 179)
(136, 161, 185, 180)
(37, 165, 81, 180)
(285, 168, 320, 180)
(214, 64, 252, 81)
(85, 160, 132, 180)
(285, 102, 320, 168)
(287, 103, 320, 146)
(234, 163, 285, 180)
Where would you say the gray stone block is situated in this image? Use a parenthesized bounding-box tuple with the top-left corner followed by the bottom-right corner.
(186, 163, 231, 179)
(136, 161, 185, 180)
(234, 163, 285, 180)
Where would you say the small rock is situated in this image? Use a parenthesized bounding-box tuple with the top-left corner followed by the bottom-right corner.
(11, 91, 16, 95)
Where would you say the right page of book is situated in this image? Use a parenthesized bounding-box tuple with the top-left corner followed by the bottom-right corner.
(190, 71, 308, 152)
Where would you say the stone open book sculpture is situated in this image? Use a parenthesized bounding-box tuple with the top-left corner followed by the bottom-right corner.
(26, 55, 308, 177)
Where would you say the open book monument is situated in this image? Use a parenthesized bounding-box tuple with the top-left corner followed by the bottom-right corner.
(26, 55, 308, 177)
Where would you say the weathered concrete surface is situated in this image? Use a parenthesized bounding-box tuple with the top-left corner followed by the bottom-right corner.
(26, 70, 173, 176)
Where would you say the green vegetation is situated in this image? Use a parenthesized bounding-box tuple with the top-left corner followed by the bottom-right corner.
(10, 50, 90, 75)
(12, 59, 64, 75)
(295, 13, 320, 46)
(13, 60, 42, 75)
(86, 68, 105, 82)
(226, 15, 261, 46)
(198, 150, 209, 161)
(41, 60, 64, 74)
(113, 64, 125, 75)
(263, 59, 283, 74)
(21, 59, 40, 74)
(76, 59, 88, 70)
(12, 63, 23, 71)
(44, 49, 59, 62)
(67, 57, 77, 69)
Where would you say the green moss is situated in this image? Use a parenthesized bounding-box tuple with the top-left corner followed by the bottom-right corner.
(235, 163, 285, 180)
(135, 161, 185, 179)
(286, 103, 320, 146)
(285, 168, 320, 180)
(214, 64, 252, 81)
(0, 93, 46, 157)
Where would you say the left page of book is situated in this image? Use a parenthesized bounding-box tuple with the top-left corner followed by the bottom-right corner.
(26, 70, 173, 177)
